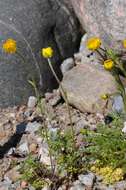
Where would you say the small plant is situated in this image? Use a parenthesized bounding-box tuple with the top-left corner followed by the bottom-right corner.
(20, 156, 48, 190)
(49, 129, 85, 179)
(81, 113, 126, 184)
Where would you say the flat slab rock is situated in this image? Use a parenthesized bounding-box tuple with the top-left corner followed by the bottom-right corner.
(62, 64, 117, 113)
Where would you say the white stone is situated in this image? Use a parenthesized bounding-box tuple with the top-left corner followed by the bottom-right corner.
(60, 58, 75, 74)
(122, 121, 126, 133)
(18, 142, 29, 154)
(39, 144, 51, 166)
(27, 96, 37, 108)
(26, 121, 41, 133)
(42, 186, 50, 190)
(78, 173, 95, 188)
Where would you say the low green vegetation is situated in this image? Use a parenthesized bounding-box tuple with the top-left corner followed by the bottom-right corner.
(20, 112, 126, 187)
(81, 113, 126, 184)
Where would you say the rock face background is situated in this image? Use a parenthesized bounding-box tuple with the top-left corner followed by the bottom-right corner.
(0, 0, 81, 107)
(71, 0, 126, 47)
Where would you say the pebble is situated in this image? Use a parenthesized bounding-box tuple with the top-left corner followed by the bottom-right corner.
(18, 142, 29, 155)
(7, 147, 16, 156)
(5, 167, 21, 182)
(26, 121, 41, 134)
(48, 94, 61, 107)
(41, 186, 50, 190)
(60, 57, 75, 74)
(122, 121, 126, 133)
(70, 181, 85, 190)
(114, 180, 126, 190)
(112, 95, 124, 113)
(0, 182, 11, 190)
(49, 128, 58, 140)
(39, 143, 51, 166)
(27, 96, 37, 109)
(29, 143, 38, 153)
(78, 173, 95, 188)
(75, 119, 89, 134)
(20, 181, 28, 189)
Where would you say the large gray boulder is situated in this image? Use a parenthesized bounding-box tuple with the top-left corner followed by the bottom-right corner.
(62, 64, 117, 113)
(71, 0, 126, 47)
(0, 0, 81, 107)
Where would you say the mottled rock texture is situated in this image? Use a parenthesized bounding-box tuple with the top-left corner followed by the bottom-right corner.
(71, 0, 126, 47)
(62, 64, 117, 113)
(0, 0, 81, 107)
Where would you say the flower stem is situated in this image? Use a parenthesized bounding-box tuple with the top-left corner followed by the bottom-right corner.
(96, 49, 106, 61)
(47, 58, 76, 146)
(30, 80, 55, 175)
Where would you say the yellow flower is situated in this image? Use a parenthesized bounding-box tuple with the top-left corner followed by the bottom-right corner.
(104, 59, 114, 70)
(101, 94, 108, 100)
(123, 39, 126, 48)
(2, 39, 17, 54)
(86, 37, 101, 51)
(42, 47, 53, 58)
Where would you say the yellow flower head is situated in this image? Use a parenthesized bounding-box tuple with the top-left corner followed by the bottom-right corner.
(86, 37, 101, 51)
(104, 59, 114, 70)
(101, 94, 108, 100)
(2, 39, 17, 54)
(42, 47, 53, 58)
(123, 39, 126, 48)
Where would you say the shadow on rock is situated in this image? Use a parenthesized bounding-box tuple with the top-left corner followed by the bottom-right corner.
(0, 122, 27, 159)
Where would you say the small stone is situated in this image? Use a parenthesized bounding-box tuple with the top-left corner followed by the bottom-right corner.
(20, 181, 28, 189)
(42, 186, 50, 190)
(58, 185, 66, 190)
(89, 125, 97, 131)
(70, 182, 85, 190)
(26, 121, 41, 133)
(29, 143, 38, 153)
(78, 173, 95, 188)
(94, 184, 109, 190)
(74, 52, 82, 64)
(18, 142, 29, 155)
(79, 34, 88, 52)
(7, 147, 15, 156)
(122, 121, 126, 133)
(27, 96, 37, 109)
(107, 186, 115, 190)
(0, 182, 11, 190)
(36, 137, 43, 144)
(49, 94, 61, 107)
(45, 92, 53, 101)
(49, 128, 58, 140)
(77, 118, 89, 128)
(39, 143, 51, 166)
(5, 167, 21, 182)
(112, 95, 124, 113)
(60, 57, 75, 74)
(114, 180, 126, 190)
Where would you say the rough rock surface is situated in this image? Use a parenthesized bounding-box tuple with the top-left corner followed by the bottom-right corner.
(0, 0, 81, 107)
(71, 0, 126, 48)
(0, 91, 105, 189)
(62, 64, 117, 113)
